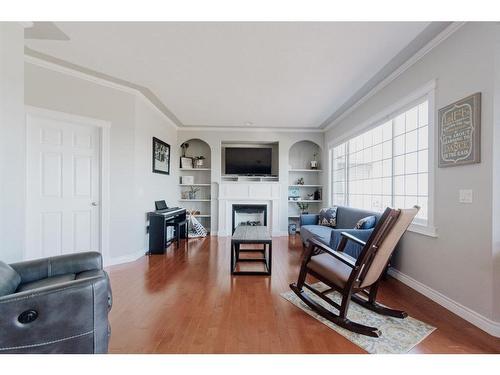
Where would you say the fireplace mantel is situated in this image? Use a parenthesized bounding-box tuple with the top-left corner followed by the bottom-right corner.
(217, 182, 281, 236)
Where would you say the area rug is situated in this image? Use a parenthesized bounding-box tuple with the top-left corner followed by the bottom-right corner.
(281, 282, 436, 354)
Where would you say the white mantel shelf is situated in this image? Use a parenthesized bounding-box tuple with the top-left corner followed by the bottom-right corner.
(289, 169, 323, 172)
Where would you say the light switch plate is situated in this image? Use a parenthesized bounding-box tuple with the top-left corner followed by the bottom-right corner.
(459, 189, 473, 204)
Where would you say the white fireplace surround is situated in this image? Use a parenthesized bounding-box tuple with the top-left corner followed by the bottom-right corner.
(217, 182, 281, 236)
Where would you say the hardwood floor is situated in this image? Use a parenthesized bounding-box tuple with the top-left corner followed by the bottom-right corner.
(106, 235, 500, 353)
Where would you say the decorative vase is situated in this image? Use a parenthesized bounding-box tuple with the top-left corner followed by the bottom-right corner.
(195, 159, 204, 168)
(310, 160, 318, 169)
(188, 191, 196, 200)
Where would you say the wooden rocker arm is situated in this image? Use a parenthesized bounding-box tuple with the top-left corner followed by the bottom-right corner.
(308, 238, 356, 268)
(336, 231, 367, 253)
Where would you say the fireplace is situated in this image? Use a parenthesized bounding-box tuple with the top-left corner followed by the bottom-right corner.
(232, 204, 267, 233)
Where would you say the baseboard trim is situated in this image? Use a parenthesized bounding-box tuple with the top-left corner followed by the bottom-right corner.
(104, 250, 145, 268)
(388, 268, 500, 337)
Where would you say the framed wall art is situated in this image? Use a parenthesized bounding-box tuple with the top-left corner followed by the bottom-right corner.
(152, 137, 170, 175)
(438, 93, 481, 168)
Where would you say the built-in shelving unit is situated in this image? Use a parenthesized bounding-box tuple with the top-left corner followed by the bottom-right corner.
(288, 169, 323, 173)
(288, 199, 323, 203)
(288, 140, 323, 233)
(178, 138, 212, 233)
(221, 175, 279, 183)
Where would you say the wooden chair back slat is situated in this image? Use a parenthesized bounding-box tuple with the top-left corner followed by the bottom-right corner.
(353, 206, 419, 289)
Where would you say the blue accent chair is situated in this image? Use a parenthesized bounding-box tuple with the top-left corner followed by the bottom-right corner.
(299, 206, 381, 260)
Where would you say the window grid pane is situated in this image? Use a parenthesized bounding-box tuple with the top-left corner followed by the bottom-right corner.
(330, 100, 429, 224)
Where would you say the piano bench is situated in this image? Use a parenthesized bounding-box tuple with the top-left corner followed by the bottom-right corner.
(166, 219, 188, 246)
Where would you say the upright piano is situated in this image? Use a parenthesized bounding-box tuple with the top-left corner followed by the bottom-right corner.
(147, 207, 187, 254)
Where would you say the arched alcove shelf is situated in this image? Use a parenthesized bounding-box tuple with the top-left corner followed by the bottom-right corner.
(287, 140, 323, 231)
(178, 138, 212, 232)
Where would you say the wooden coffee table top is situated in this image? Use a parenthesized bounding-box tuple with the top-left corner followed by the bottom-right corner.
(232, 226, 271, 243)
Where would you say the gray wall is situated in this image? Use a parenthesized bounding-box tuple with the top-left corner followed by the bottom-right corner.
(325, 23, 499, 322)
(0, 23, 26, 263)
(24, 62, 178, 263)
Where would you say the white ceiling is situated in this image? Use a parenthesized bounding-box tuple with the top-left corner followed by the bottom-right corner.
(25, 22, 435, 129)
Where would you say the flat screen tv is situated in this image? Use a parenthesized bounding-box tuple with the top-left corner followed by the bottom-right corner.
(225, 147, 272, 175)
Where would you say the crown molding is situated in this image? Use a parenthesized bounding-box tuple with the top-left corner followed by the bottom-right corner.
(179, 125, 324, 133)
(24, 53, 179, 130)
(323, 22, 466, 132)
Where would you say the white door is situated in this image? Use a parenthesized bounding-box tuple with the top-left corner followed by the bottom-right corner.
(26, 111, 101, 260)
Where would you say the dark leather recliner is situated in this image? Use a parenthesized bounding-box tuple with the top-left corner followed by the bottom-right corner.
(0, 252, 112, 354)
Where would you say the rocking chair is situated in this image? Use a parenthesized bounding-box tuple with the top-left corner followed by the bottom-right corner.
(290, 206, 419, 337)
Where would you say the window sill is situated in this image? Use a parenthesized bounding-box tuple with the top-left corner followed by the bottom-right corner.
(408, 223, 438, 238)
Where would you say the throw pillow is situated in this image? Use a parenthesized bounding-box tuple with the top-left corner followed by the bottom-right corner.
(354, 215, 377, 230)
(0, 261, 21, 296)
(318, 207, 338, 227)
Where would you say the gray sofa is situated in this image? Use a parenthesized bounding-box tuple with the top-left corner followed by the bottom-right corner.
(300, 206, 381, 259)
(0, 252, 112, 354)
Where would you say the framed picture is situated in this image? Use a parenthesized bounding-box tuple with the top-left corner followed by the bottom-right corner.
(152, 137, 170, 175)
(438, 93, 481, 168)
(180, 157, 193, 169)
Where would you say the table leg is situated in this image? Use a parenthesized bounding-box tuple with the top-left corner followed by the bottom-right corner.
(230, 241, 234, 274)
(268, 242, 272, 275)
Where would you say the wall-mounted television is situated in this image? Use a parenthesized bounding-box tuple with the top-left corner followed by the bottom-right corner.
(225, 147, 272, 175)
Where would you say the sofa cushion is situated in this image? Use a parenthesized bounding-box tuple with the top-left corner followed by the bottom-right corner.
(354, 215, 377, 229)
(318, 207, 338, 227)
(0, 261, 21, 297)
(335, 206, 381, 228)
(300, 225, 333, 246)
(16, 273, 76, 293)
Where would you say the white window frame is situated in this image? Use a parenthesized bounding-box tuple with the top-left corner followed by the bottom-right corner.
(328, 80, 437, 238)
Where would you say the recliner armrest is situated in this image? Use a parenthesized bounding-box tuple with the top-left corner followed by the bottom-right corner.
(10, 252, 103, 284)
(0, 273, 111, 353)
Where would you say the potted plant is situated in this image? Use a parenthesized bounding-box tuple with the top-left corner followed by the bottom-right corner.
(310, 152, 319, 169)
(297, 202, 310, 215)
(188, 186, 200, 199)
(194, 155, 206, 168)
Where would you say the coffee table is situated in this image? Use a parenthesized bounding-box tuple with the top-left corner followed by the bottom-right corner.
(231, 226, 272, 275)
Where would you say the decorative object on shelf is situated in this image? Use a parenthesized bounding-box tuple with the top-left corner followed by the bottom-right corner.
(314, 189, 321, 201)
(306, 193, 315, 200)
(438, 92, 481, 168)
(181, 175, 194, 185)
(288, 223, 297, 235)
(152, 137, 170, 175)
(180, 142, 189, 157)
(181, 191, 189, 199)
(297, 202, 309, 215)
(288, 186, 300, 200)
(180, 157, 193, 169)
(296, 177, 305, 185)
(193, 155, 206, 168)
(188, 209, 208, 238)
(310, 152, 319, 169)
(188, 186, 200, 200)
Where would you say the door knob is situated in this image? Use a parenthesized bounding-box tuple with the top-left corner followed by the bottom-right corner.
(91, 202, 99, 206)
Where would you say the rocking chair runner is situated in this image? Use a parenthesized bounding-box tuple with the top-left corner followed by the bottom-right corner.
(290, 206, 419, 337)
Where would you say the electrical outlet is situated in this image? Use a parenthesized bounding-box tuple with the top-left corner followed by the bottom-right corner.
(459, 189, 473, 204)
